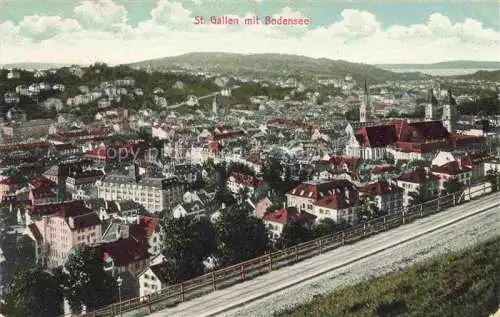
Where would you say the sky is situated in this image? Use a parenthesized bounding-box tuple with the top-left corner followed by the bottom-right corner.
(0, 0, 499, 65)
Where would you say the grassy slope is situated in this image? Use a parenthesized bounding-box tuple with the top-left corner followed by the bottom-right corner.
(276, 236, 500, 317)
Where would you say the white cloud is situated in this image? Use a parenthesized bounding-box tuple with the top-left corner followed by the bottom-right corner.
(73, 0, 128, 31)
(19, 15, 81, 40)
(311, 9, 380, 41)
(150, 0, 192, 25)
(1, 8, 499, 65)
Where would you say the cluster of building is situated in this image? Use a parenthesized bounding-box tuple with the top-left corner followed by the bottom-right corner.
(0, 66, 498, 306)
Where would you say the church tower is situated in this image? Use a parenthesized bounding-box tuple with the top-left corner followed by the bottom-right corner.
(212, 94, 218, 115)
(442, 88, 457, 133)
(359, 79, 371, 123)
(425, 88, 438, 121)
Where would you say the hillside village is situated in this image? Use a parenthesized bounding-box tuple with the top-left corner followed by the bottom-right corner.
(0, 61, 499, 315)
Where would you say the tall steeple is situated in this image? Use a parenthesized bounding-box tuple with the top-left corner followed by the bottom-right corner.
(359, 79, 371, 123)
(425, 88, 438, 121)
(442, 88, 457, 133)
(212, 94, 218, 115)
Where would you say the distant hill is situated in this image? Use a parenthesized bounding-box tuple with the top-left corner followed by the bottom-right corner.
(1, 62, 79, 70)
(378, 60, 500, 70)
(128, 52, 428, 84)
(452, 69, 500, 81)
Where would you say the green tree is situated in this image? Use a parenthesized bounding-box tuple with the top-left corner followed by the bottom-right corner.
(213, 205, 270, 265)
(312, 218, 347, 238)
(0, 269, 63, 317)
(360, 196, 381, 221)
(162, 216, 216, 283)
(275, 221, 314, 249)
(442, 178, 463, 195)
(409, 187, 428, 206)
(59, 245, 117, 312)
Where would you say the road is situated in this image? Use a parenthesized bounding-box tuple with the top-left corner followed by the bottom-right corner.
(150, 192, 500, 317)
(167, 85, 240, 109)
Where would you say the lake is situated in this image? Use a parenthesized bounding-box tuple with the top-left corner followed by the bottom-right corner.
(382, 68, 498, 76)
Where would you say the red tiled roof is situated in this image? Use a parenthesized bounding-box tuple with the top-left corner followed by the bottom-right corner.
(101, 237, 150, 267)
(312, 156, 360, 172)
(31, 186, 56, 198)
(0, 141, 48, 153)
(431, 161, 472, 176)
(137, 216, 159, 237)
(399, 121, 450, 142)
(229, 172, 263, 188)
(359, 180, 402, 196)
(452, 134, 486, 148)
(397, 168, 439, 183)
(264, 207, 316, 224)
(312, 188, 360, 209)
(54, 143, 78, 151)
(288, 180, 358, 201)
(208, 141, 220, 153)
(0, 177, 21, 185)
(355, 125, 397, 148)
(69, 212, 101, 230)
(460, 152, 490, 167)
(29, 176, 56, 189)
(371, 165, 397, 175)
(29, 200, 88, 217)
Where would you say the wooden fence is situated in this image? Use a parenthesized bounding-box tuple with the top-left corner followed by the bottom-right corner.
(71, 182, 496, 317)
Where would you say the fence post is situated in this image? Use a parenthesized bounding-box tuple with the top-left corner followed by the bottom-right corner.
(180, 282, 185, 302)
(212, 271, 216, 291)
(437, 197, 440, 211)
(402, 211, 405, 225)
(453, 193, 456, 206)
(341, 231, 345, 245)
(319, 239, 322, 254)
(295, 245, 299, 262)
(268, 254, 273, 272)
(240, 264, 245, 281)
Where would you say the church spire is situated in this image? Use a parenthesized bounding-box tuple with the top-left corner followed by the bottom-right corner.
(428, 88, 437, 105)
(447, 88, 456, 106)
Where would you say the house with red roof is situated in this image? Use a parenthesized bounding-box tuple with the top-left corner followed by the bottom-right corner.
(345, 125, 398, 160)
(99, 219, 151, 275)
(370, 165, 399, 181)
(28, 176, 58, 206)
(431, 161, 472, 192)
(132, 216, 163, 256)
(27, 200, 102, 268)
(286, 180, 360, 224)
(263, 207, 316, 240)
(226, 172, 266, 198)
(359, 180, 404, 215)
(396, 168, 439, 206)
(345, 119, 484, 162)
(0, 177, 25, 204)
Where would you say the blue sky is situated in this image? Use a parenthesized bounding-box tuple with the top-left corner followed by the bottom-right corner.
(0, 0, 498, 65)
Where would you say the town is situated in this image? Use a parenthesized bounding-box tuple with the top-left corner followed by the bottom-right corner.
(0, 59, 498, 317)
